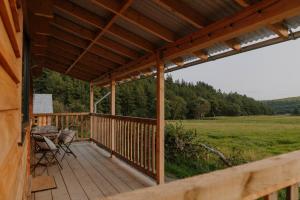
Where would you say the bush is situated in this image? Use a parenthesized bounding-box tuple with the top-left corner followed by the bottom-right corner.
(165, 122, 228, 177)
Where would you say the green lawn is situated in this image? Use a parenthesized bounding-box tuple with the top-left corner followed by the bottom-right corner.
(167, 115, 300, 177)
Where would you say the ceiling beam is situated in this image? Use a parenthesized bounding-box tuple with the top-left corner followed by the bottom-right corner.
(234, 0, 289, 39)
(93, 0, 175, 42)
(154, 0, 207, 29)
(234, 0, 250, 7)
(171, 57, 184, 67)
(193, 50, 209, 60)
(267, 22, 289, 38)
(65, 1, 133, 74)
(54, 0, 155, 52)
(94, 0, 300, 86)
(224, 38, 241, 51)
(49, 16, 139, 59)
(51, 16, 129, 64)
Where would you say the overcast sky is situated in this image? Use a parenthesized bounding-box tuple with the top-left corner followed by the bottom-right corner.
(169, 39, 300, 101)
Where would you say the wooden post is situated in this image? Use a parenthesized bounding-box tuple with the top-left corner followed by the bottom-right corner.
(111, 78, 116, 157)
(90, 82, 94, 139)
(156, 52, 165, 184)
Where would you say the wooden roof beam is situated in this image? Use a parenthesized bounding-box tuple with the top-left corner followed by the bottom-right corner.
(64, 0, 133, 74)
(51, 16, 129, 65)
(224, 38, 241, 51)
(94, 0, 300, 86)
(93, 0, 175, 42)
(267, 22, 289, 38)
(49, 16, 139, 59)
(235, 0, 289, 39)
(171, 57, 184, 67)
(53, 0, 155, 52)
(154, 0, 207, 29)
(234, 0, 250, 7)
(193, 50, 209, 61)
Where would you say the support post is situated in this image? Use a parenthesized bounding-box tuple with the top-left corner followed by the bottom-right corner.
(90, 83, 94, 139)
(111, 78, 116, 157)
(156, 53, 165, 184)
(90, 83, 94, 113)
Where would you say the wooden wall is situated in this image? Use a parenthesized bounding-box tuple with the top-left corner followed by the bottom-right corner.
(0, 1, 29, 200)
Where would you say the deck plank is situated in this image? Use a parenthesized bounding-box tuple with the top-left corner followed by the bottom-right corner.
(74, 144, 132, 193)
(72, 145, 119, 196)
(60, 158, 89, 200)
(65, 153, 104, 199)
(31, 142, 149, 200)
(47, 164, 71, 200)
(87, 144, 146, 189)
(34, 166, 52, 200)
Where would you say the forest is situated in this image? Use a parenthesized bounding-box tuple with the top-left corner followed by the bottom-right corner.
(33, 69, 273, 119)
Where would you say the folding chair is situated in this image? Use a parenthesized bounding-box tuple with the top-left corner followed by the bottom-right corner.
(32, 134, 62, 171)
(58, 129, 77, 161)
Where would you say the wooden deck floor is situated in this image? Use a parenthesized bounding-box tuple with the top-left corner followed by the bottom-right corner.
(31, 142, 149, 200)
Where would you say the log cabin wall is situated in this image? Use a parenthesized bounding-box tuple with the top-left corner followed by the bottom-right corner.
(0, 1, 29, 200)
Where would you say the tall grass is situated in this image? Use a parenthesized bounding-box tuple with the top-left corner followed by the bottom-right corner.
(166, 116, 300, 178)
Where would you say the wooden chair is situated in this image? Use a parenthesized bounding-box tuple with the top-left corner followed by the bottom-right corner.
(32, 134, 62, 171)
(58, 129, 77, 161)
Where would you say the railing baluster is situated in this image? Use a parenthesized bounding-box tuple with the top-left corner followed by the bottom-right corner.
(264, 192, 278, 200)
(286, 184, 299, 200)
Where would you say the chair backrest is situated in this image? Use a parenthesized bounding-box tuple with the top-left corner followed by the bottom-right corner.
(60, 130, 76, 144)
(43, 136, 57, 150)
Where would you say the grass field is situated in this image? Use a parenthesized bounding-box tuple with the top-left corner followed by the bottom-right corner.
(166, 115, 300, 178)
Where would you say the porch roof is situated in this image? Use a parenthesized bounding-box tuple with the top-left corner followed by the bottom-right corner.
(24, 0, 300, 85)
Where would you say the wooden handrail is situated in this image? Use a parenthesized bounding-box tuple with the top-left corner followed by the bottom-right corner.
(96, 150, 300, 200)
(91, 114, 158, 181)
(32, 112, 91, 140)
(91, 113, 157, 124)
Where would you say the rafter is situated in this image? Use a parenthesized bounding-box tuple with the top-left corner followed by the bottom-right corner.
(53, 0, 155, 52)
(224, 38, 241, 51)
(94, 0, 300, 86)
(154, 0, 207, 29)
(267, 22, 289, 38)
(234, 0, 250, 7)
(235, 0, 289, 39)
(65, 1, 134, 74)
(193, 50, 209, 61)
(93, 0, 175, 42)
(50, 16, 129, 64)
(49, 17, 139, 59)
(171, 57, 184, 67)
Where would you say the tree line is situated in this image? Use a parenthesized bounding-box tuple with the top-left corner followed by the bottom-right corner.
(34, 70, 273, 119)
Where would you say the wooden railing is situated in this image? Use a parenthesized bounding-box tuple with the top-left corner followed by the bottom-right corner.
(32, 113, 90, 140)
(98, 149, 300, 200)
(91, 114, 158, 180)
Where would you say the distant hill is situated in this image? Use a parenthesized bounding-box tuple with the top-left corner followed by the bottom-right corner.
(263, 97, 300, 114)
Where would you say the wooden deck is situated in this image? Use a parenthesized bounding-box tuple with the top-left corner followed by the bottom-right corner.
(31, 142, 150, 200)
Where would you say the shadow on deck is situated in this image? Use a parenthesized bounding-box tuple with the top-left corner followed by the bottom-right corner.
(31, 142, 150, 200)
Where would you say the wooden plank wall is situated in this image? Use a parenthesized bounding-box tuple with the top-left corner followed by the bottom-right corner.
(0, 1, 29, 200)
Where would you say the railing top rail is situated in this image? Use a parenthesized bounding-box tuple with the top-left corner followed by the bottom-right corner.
(33, 112, 90, 116)
(91, 113, 157, 124)
(97, 149, 300, 200)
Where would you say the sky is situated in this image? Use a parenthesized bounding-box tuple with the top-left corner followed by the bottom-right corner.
(169, 38, 300, 101)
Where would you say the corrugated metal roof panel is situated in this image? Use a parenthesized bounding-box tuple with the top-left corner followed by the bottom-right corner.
(238, 28, 276, 46)
(181, 0, 242, 23)
(115, 18, 164, 46)
(207, 43, 231, 56)
(103, 34, 145, 53)
(131, 0, 197, 37)
(53, 8, 98, 31)
(286, 15, 300, 30)
(69, 0, 111, 18)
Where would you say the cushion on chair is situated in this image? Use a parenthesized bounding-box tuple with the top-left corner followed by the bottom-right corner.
(43, 136, 57, 150)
